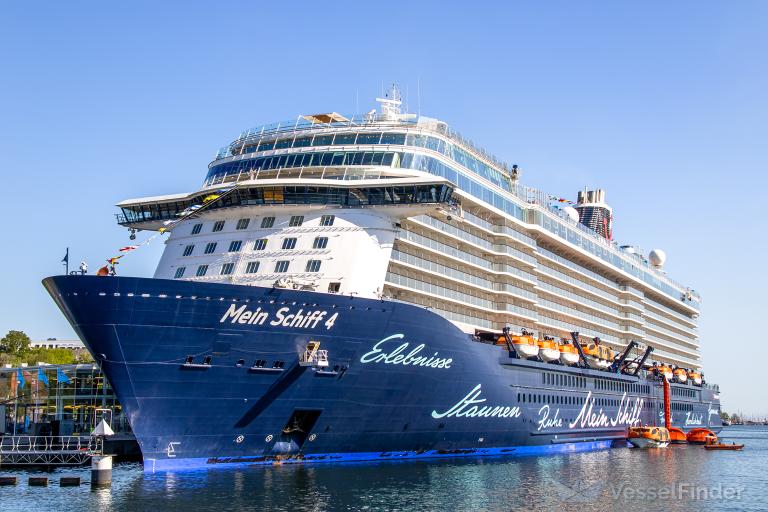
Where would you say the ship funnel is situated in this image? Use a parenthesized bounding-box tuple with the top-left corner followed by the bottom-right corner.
(574, 188, 613, 240)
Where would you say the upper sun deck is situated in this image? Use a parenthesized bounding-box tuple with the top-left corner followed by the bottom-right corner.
(116, 86, 701, 309)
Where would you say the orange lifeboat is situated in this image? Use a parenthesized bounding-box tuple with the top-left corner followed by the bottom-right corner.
(628, 426, 671, 448)
(559, 342, 580, 366)
(668, 427, 688, 444)
(537, 337, 560, 362)
(686, 427, 717, 444)
(658, 365, 673, 381)
(688, 370, 703, 386)
(510, 332, 539, 359)
(581, 343, 615, 369)
(673, 368, 688, 383)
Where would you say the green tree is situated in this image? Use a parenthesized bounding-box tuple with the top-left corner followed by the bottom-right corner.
(720, 411, 730, 422)
(0, 330, 31, 356)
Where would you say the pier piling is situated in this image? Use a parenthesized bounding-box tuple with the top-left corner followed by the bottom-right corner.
(90, 454, 112, 488)
(28, 476, 49, 486)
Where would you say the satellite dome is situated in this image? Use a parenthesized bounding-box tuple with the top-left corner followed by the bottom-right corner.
(562, 206, 579, 223)
(649, 249, 667, 268)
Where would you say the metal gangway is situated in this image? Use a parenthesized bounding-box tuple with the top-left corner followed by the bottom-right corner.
(0, 435, 103, 466)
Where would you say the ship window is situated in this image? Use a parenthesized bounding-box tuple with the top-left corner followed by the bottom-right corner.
(328, 282, 341, 293)
(220, 263, 234, 275)
(289, 215, 304, 227)
(320, 153, 333, 166)
(236, 218, 250, 230)
(292, 136, 312, 148)
(182, 245, 194, 256)
(229, 240, 243, 252)
(191, 223, 203, 235)
(203, 355, 212, 365)
(380, 133, 406, 145)
(245, 261, 260, 274)
(196, 265, 209, 277)
(274, 138, 293, 149)
(333, 133, 357, 145)
(253, 239, 268, 251)
(185, 355, 194, 364)
(306, 260, 321, 272)
(275, 261, 290, 273)
(320, 215, 335, 227)
(313, 135, 334, 146)
(261, 217, 275, 228)
(357, 132, 381, 144)
(204, 242, 217, 254)
(174, 267, 186, 279)
(313, 236, 328, 249)
(282, 238, 297, 250)
(212, 221, 225, 232)
(258, 141, 275, 151)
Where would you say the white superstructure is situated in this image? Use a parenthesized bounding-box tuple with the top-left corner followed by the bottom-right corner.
(116, 86, 702, 370)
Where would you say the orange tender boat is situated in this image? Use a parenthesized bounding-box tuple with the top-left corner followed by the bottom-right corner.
(628, 426, 670, 448)
(668, 427, 688, 444)
(687, 427, 717, 444)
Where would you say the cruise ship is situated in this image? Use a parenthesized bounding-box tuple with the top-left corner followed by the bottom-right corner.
(44, 86, 721, 471)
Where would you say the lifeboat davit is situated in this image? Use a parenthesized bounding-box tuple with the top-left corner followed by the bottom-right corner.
(628, 426, 671, 448)
(537, 338, 560, 363)
(559, 343, 580, 366)
(581, 343, 615, 369)
(511, 333, 539, 359)
(688, 370, 702, 386)
(668, 427, 688, 444)
(686, 428, 717, 444)
(673, 368, 688, 383)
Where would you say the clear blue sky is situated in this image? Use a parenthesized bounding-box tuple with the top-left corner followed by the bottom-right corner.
(1, 2, 765, 415)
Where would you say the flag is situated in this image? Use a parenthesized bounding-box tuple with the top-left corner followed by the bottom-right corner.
(107, 256, 123, 265)
(38, 368, 49, 387)
(118, 246, 138, 252)
(61, 248, 69, 264)
(203, 194, 220, 203)
(17, 368, 25, 392)
(57, 368, 71, 384)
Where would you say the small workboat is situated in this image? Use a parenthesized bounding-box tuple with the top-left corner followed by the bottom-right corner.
(668, 427, 688, 444)
(628, 426, 670, 448)
(704, 441, 744, 451)
(537, 336, 560, 363)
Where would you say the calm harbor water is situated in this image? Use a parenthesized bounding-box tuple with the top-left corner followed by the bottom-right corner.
(1, 426, 765, 511)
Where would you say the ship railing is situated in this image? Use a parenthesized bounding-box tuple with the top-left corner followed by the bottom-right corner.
(0, 435, 103, 454)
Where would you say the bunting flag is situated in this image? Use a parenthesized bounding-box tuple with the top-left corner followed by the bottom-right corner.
(38, 368, 49, 387)
(17, 368, 26, 391)
(107, 256, 123, 265)
(57, 368, 71, 384)
(118, 245, 138, 252)
(203, 194, 220, 203)
(548, 195, 574, 204)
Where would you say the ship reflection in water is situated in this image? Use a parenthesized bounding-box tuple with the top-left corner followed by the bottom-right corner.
(0, 426, 763, 512)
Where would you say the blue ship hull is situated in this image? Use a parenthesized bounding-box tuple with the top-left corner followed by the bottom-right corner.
(43, 276, 722, 471)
